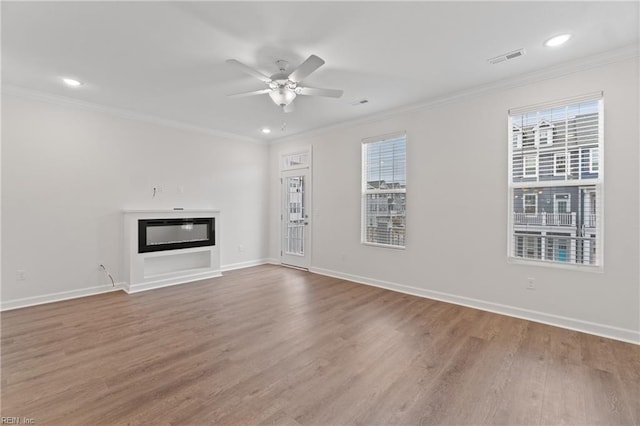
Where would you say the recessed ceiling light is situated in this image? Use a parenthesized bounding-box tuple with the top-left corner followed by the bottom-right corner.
(62, 78, 82, 87)
(261, 128, 271, 134)
(544, 34, 572, 47)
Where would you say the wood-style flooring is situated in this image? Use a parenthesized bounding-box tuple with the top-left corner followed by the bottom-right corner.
(1, 265, 639, 425)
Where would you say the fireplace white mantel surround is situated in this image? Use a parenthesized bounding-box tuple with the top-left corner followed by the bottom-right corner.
(123, 209, 221, 293)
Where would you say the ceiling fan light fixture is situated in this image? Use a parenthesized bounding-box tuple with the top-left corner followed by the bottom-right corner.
(269, 87, 296, 106)
(226, 55, 342, 110)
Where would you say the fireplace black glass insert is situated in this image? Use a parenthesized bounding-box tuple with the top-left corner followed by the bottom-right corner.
(138, 218, 215, 253)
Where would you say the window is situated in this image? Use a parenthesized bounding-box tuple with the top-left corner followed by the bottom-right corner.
(590, 148, 599, 173)
(509, 95, 603, 267)
(553, 153, 566, 176)
(523, 194, 537, 213)
(362, 133, 406, 248)
(524, 155, 537, 177)
(535, 122, 554, 146)
(283, 151, 310, 170)
(513, 127, 523, 149)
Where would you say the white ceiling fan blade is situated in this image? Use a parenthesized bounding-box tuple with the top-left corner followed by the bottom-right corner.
(226, 59, 271, 83)
(296, 86, 343, 98)
(288, 55, 325, 82)
(283, 102, 295, 113)
(227, 88, 271, 98)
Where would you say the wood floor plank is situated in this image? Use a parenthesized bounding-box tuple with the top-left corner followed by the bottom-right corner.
(583, 367, 635, 425)
(539, 326, 588, 425)
(1, 264, 638, 425)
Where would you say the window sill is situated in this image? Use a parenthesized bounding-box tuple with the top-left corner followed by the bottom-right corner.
(507, 257, 603, 273)
(362, 242, 406, 250)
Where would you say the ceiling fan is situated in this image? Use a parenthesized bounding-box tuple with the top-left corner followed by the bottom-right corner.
(226, 54, 343, 112)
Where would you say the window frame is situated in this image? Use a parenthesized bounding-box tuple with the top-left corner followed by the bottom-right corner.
(536, 124, 553, 146)
(282, 148, 312, 171)
(513, 127, 523, 149)
(553, 193, 571, 214)
(523, 193, 538, 214)
(553, 152, 567, 176)
(523, 155, 538, 178)
(507, 94, 604, 271)
(590, 148, 599, 173)
(361, 132, 407, 249)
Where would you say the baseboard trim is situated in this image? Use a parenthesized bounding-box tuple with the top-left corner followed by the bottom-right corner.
(1, 283, 127, 312)
(309, 267, 640, 345)
(125, 270, 222, 294)
(220, 259, 271, 272)
(0, 259, 276, 310)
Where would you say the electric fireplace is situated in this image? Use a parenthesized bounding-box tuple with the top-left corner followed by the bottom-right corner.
(124, 209, 221, 292)
(138, 217, 215, 253)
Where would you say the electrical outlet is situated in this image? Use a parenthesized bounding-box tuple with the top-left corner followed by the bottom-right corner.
(238, 244, 245, 252)
(527, 277, 536, 290)
(16, 270, 26, 281)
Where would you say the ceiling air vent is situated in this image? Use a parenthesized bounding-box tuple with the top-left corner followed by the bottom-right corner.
(488, 48, 526, 65)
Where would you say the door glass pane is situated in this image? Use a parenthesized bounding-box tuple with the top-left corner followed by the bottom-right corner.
(285, 175, 305, 256)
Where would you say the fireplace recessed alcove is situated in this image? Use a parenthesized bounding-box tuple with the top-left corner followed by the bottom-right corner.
(123, 209, 221, 293)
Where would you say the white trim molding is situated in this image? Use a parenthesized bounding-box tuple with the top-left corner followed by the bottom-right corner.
(220, 259, 272, 272)
(124, 270, 221, 294)
(1, 283, 126, 312)
(2, 46, 636, 147)
(0, 259, 273, 310)
(1, 85, 264, 145)
(272, 45, 638, 145)
(309, 266, 640, 345)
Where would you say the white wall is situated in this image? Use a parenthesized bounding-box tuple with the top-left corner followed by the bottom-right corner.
(2, 58, 638, 342)
(269, 58, 640, 343)
(2, 93, 270, 307)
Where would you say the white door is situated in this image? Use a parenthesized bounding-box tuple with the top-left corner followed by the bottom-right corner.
(281, 169, 310, 269)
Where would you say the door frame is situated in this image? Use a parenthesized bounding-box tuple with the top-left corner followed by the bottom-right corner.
(280, 148, 312, 269)
(553, 193, 571, 213)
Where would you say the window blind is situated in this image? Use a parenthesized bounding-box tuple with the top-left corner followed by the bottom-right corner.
(508, 97, 603, 267)
(362, 133, 407, 248)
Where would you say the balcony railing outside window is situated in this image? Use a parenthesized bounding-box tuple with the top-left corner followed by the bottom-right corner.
(514, 234, 597, 265)
(513, 212, 576, 226)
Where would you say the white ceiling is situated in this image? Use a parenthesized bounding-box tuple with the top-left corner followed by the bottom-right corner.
(2, 2, 638, 142)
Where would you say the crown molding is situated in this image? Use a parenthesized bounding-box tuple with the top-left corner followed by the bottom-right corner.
(3, 44, 637, 147)
(0, 85, 265, 145)
(271, 43, 639, 145)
